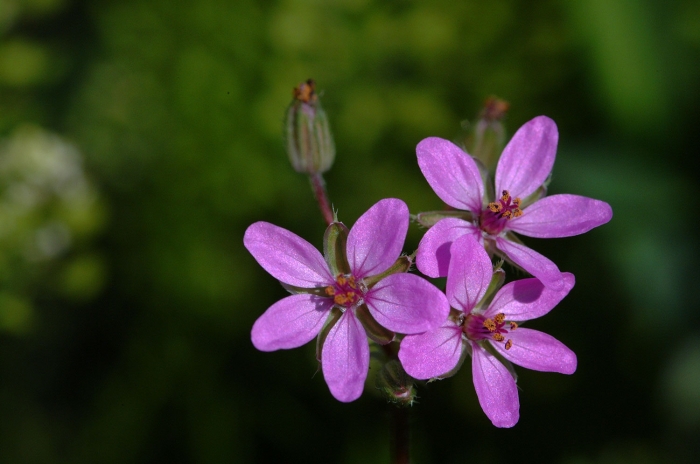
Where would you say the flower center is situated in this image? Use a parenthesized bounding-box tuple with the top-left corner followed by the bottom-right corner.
(479, 190, 522, 235)
(325, 274, 364, 309)
(463, 312, 517, 350)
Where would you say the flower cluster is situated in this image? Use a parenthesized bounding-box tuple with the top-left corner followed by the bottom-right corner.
(245, 113, 612, 427)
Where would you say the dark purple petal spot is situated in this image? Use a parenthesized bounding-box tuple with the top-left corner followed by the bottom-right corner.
(480, 190, 523, 235)
(464, 312, 514, 350)
(326, 274, 365, 308)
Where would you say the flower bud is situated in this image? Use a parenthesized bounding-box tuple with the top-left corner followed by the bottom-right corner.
(285, 79, 335, 174)
(463, 96, 509, 172)
(376, 360, 417, 407)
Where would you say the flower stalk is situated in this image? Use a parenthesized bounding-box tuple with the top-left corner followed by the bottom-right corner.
(310, 172, 334, 225)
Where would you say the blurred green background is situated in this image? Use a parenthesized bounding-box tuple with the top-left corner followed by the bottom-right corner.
(1, 0, 699, 462)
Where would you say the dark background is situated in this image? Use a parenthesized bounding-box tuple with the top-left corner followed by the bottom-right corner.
(1, 0, 698, 462)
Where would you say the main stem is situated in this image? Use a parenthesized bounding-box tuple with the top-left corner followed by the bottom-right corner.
(309, 173, 334, 225)
(390, 407, 410, 464)
(381, 343, 411, 464)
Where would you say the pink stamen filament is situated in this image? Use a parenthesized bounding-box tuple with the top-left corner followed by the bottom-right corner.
(463, 312, 515, 350)
(479, 190, 522, 235)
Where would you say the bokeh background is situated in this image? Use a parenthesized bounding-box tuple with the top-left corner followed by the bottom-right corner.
(1, 0, 699, 462)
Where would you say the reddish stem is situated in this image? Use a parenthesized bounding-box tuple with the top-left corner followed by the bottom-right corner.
(390, 407, 410, 464)
(309, 173, 334, 225)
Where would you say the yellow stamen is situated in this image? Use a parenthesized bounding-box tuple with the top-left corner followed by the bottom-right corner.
(483, 318, 497, 332)
(505, 339, 513, 350)
(494, 313, 505, 324)
(509, 321, 518, 330)
(325, 286, 336, 296)
(493, 333, 505, 342)
(488, 202, 503, 213)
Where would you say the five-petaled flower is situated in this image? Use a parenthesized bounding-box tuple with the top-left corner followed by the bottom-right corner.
(415, 115, 612, 290)
(244, 198, 449, 402)
(399, 234, 577, 427)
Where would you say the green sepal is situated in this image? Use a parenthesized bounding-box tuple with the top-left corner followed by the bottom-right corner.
(363, 255, 413, 289)
(356, 304, 395, 345)
(316, 307, 343, 362)
(375, 359, 417, 407)
(413, 210, 473, 228)
(285, 82, 335, 174)
(323, 222, 350, 276)
(471, 122, 505, 173)
(280, 282, 329, 297)
(503, 231, 525, 247)
(521, 183, 548, 209)
(475, 266, 505, 311)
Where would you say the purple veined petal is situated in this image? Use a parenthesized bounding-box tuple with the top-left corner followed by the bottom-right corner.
(416, 137, 485, 212)
(346, 198, 409, 279)
(416, 218, 478, 278)
(251, 294, 335, 351)
(398, 321, 463, 380)
(321, 310, 370, 402)
(446, 234, 494, 313)
(487, 273, 575, 322)
(365, 273, 449, 334)
(471, 342, 520, 428)
(244, 222, 332, 287)
(495, 237, 564, 291)
(495, 116, 558, 199)
(491, 328, 577, 374)
(509, 194, 613, 238)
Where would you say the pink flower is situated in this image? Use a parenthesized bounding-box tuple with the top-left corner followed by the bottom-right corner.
(244, 198, 449, 402)
(415, 115, 612, 289)
(399, 234, 576, 427)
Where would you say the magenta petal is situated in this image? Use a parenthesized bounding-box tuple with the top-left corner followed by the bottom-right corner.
(347, 198, 408, 278)
(366, 273, 449, 334)
(321, 310, 369, 402)
(487, 273, 575, 322)
(416, 218, 477, 278)
(510, 194, 613, 238)
(495, 116, 558, 199)
(399, 322, 463, 379)
(446, 234, 493, 313)
(244, 222, 332, 287)
(492, 328, 577, 374)
(251, 294, 334, 351)
(495, 237, 564, 290)
(471, 343, 520, 428)
(416, 137, 485, 212)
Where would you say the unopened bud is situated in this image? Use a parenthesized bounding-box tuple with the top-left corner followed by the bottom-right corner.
(376, 360, 417, 407)
(463, 96, 509, 172)
(285, 79, 335, 174)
